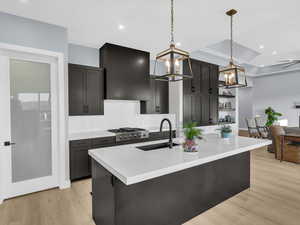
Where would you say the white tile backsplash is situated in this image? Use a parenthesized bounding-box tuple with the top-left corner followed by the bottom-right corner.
(68, 100, 176, 133)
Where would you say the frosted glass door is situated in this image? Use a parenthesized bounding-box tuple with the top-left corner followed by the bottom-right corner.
(10, 59, 52, 183)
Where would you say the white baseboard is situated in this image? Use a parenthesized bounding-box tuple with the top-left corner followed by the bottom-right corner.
(59, 180, 71, 189)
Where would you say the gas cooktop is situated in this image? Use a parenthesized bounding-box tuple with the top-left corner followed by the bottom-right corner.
(108, 127, 149, 142)
(108, 127, 146, 133)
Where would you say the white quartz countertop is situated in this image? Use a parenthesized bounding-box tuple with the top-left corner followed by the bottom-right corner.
(68, 127, 176, 141)
(69, 130, 116, 141)
(89, 135, 271, 185)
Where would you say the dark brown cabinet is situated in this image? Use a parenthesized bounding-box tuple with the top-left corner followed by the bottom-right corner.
(70, 139, 92, 181)
(70, 137, 115, 181)
(183, 59, 219, 126)
(69, 64, 104, 116)
(71, 148, 91, 179)
(141, 76, 169, 114)
(100, 43, 150, 101)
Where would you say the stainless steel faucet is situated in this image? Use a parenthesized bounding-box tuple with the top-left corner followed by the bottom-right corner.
(160, 118, 173, 148)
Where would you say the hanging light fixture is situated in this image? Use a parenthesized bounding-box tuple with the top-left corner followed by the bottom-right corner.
(219, 9, 247, 88)
(153, 0, 193, 82)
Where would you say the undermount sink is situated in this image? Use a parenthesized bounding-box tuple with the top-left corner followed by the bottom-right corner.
(136, 142, 180, 151)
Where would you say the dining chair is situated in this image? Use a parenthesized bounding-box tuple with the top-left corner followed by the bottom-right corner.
(245, 118, 260, 138)
(255, 117, 269, 139)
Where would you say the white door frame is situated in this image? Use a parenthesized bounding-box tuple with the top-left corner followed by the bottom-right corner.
(0, 43, 69, 204)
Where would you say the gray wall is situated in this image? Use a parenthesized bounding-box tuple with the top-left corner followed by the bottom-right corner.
(0, 12, 68, 56)
(238, 87, 254, 129)
(68, 43, 99, 67)
(239, 71, 300, 129)
(68, 43, 166, 73)
(252, 71, 300, 127)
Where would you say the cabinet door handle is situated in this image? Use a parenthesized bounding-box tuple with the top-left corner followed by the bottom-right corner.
(3, 141, 16, 147)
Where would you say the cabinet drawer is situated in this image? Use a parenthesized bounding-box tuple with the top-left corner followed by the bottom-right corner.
(70, 139, 91, 149)
(91, 137, 115, 149)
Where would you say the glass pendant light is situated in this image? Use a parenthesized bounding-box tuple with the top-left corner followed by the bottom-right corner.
(219, 9, 247, 88)
(153, 0, 193, 82)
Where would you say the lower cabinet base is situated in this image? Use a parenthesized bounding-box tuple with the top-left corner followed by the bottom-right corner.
(92, 151, 250, 225)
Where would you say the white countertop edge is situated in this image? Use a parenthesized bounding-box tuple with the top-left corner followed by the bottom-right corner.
(89, 139, 272, 186)
(89, 151, 129, 184)
(69, 131, 116, 141)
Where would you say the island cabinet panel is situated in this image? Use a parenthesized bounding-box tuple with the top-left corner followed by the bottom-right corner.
(92, 160, 115, 225)
(100, 43, 150, 101)
(91, 151, 250, 225)
(140, 76, 169, 114)
(183, 59, 219, 126)
(69, 64, 104, 116)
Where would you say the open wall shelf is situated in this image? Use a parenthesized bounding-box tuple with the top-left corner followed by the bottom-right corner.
(219, 108, 236, 112)
(219, 95, 235, 98)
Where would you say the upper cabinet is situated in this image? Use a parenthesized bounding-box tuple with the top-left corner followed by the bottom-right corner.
(183, 59, 219, 126)
(69, 64, 104, 116)
(100, 43, 150, 101)
(141, 76, 169, 114)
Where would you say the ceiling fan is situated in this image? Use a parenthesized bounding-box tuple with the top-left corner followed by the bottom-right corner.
(274, 59, 300, 68)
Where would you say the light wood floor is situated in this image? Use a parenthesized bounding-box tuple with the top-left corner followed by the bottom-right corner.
(1, 137, 300, 225)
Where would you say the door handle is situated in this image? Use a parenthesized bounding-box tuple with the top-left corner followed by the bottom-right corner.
(3, 141, 16, 146)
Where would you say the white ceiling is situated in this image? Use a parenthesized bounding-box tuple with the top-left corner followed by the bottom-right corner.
(1, 0, 300, 71)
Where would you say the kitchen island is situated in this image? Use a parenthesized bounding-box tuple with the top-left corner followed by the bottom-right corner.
(89, 134, 271, 225)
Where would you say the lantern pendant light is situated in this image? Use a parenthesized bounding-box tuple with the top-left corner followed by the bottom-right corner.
(153, 0, 193, 82)
(219, 9, 247, 88)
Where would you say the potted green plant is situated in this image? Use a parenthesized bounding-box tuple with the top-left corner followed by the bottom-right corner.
(264, 107, 282, 153)
(265, 107, 282, 127)
(183, 122, 202, 153)
(218, 125, 233, 138)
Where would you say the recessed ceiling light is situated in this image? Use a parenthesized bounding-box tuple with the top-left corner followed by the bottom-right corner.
(272, 50, 277, 55)
(176, 42, 181, 46)
(118, 24, 125, 30)
(19, 0, 29, 3)
(259, 45, 264, 49)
